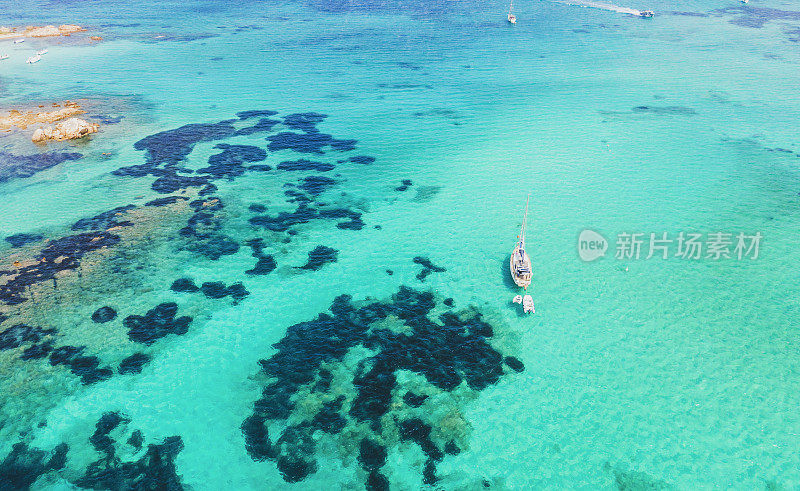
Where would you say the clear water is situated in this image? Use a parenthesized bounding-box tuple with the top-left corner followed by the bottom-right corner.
(1, 0, 799, 488)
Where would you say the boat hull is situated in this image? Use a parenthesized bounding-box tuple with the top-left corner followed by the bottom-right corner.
(510, 245, 532, 288)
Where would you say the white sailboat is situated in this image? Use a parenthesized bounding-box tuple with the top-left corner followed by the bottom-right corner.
(510, 196, 532, 289)
(508, 0, 517, 23)
(26, 54, 41, 64)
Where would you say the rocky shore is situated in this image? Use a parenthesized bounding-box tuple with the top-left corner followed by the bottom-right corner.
(32, 118, 99, 142)
(0, 101, 100, 142)
(0, 24, 84, 40)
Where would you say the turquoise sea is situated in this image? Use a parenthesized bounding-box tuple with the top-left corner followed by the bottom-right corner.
(1, 0, 799, 488)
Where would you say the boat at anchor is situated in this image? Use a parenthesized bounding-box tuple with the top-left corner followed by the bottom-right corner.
(508, 0, 517, 23)
(510, 196, 532, 288)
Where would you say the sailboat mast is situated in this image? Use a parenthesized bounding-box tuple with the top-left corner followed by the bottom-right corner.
(520, 195, 529, 246)
(509, 0, 514, 14)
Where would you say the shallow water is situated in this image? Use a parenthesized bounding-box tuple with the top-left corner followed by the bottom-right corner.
(1, 0, 799, 488)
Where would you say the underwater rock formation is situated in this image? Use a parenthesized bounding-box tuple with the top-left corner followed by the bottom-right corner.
(145, 196, 190, 207)
(178, 196, 240, 260)
(72, 205, 136, 231)
(413, 256, 446, 282)
(0, 324, 56, 351)
(283, 112, 327, 133)
(4, 233, 44, 247)
(247, 255, 277, 275)
(243, 238, 277, 276)
(197, 144, 267, 179)
(75, 412, 185, 489)
(241, 287, 523, 486)
(118, 352, 151, 374)
(200, 281, 250, 302)
(298, 245, 338, 271)
(395, 179, 413, 192)
(338, 155, 375, 165)
(48, 345, 114, 385)
(91, 306, 117, 323)
(267, 131, 356, 154)
(298, 176, 337, 196)
(171, 277, 249, 303)
(249, 203, 364, 233)
(0, 230, 120, 305)
(0, 442, 68, 489)
(123, 302, 191, 345)
(277, 159, 335, 172)
(170, 278, 200, 293)
(604, 462, 671, 490)
(0, 151, 83, 183)
(0, 411, 184, 489)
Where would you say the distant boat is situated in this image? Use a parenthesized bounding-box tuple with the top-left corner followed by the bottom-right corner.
(508, 0, 517, 23)
(13, 39, 25, 44)
(26, 55, 41, 64)
(37, 49, 48, 55)
(639, 9, 654, 17)
(510, 195, 532, 289)
(740, 0, 748, 3)
(0, 54, 8, 61)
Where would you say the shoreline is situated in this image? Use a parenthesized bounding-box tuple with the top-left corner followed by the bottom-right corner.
(0, 24, 84, 41)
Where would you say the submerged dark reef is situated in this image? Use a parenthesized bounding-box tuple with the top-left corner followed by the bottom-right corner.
(0, 151, 83, 183)
(712, 4, 800, 29)
(413, 256, 446, 282)
(0, 231, 120, 305)
(0, 411, 184, 489)
(298, 245, 338, 271)
(76, 412, 184, 489)
(0, 109, 376, 394)
(0, 108, 399, 482)
(0, 441, 68, 489)
(242, 286, 523, 486)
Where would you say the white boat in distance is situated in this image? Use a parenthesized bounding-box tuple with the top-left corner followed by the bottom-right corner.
(510, 196, 532, 288)
(37, 49, 48, 55)
(0, 54, 9, 61)
(508, 0, 517, 23)
(13, 39, 25, 44)
(26, 55, 41, 64)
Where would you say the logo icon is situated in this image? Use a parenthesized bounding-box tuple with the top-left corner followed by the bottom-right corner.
(578, 230, 608, 262)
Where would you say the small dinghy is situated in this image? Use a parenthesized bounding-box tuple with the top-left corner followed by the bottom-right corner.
(639, 10, 654, 17)
(522, 295, 535, 314)
(513, 295, 523, 304)
(37, 49, 48, 56)
(26, 55, 41, 64)
(0, 54, 9, 61)
(13, 39, 25, 44)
